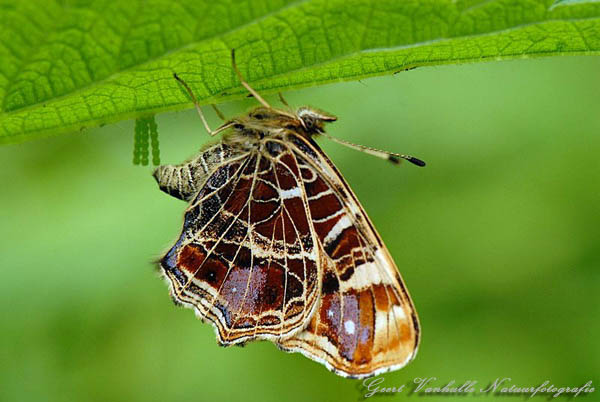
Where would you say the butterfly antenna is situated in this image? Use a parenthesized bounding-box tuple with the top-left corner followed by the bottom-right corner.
(321, 132, 426, 167)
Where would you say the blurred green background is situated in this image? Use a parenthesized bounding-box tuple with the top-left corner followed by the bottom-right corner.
(1, 56, 599, 402)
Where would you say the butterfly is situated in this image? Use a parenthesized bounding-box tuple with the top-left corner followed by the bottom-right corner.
(153, 50, 423, 379)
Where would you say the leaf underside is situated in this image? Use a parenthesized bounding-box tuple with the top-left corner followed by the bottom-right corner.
(1, 0, 599, 144)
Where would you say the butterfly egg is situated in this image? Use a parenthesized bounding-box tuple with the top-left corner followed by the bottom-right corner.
(149, 116, 160, 166)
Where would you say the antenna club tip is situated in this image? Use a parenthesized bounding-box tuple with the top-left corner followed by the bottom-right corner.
(409, 157, 426, 167)
(388, 155, 426, 167)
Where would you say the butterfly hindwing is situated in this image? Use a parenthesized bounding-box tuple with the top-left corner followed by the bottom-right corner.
(157, 142, 320, 344)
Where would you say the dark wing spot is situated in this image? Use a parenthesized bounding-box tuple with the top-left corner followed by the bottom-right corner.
(264, 286, 279, 304)
(322, 272, 339, 294)
(339, 266, 354, 281)
(205, 270, 217, 283)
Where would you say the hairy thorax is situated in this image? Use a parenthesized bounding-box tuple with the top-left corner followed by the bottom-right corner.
(221, 106, 337, 154)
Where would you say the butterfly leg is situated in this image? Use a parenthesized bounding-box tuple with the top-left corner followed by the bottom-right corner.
(278, 92, 290, 108)
(211, 104, 226, 120)
(230, 49, 298, 120)
(230, 49, 273, 109)
(278, 92, 296, 115)
(173, 73, 225, 137)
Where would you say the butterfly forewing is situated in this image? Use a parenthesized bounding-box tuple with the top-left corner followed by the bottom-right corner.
(275, 133, 419, 378)
(158, 143, 320, 344)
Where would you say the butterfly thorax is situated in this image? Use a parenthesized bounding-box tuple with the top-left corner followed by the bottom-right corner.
(222, 106, 337, 151)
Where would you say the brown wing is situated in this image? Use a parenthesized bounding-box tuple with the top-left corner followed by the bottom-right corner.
(276, 133, 420, 378)
(159, 145, 320, 345)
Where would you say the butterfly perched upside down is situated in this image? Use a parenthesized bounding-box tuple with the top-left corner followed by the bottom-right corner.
(153, 50, 423, 379)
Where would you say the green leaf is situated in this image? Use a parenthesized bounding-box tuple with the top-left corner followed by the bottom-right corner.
(1, 0, 599, 144)
(551, 0, 600, 8)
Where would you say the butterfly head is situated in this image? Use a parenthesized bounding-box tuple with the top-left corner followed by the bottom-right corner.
(296, 107, 337, 134)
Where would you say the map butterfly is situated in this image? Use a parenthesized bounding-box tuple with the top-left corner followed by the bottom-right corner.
(153, 50, 424, 378)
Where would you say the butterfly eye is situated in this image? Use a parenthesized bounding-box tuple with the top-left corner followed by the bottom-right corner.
(233, 123, 244, 130)
(300, 116, 313, 128)
(253, 113, 265, 120)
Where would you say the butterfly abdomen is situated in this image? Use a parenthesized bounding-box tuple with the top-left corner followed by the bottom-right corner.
(153, 143, 241, 201)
